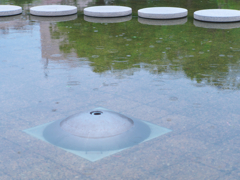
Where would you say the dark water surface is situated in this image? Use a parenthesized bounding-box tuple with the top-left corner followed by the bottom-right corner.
(1, 0, 240, 179)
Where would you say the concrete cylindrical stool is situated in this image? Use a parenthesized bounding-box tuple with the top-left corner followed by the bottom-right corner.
(30, 5, 77, 16)
(138, 7, 188, 19)
(0, 5, 22, 16)
(194, 9, 240, 22)
(84, 6, 132, 17)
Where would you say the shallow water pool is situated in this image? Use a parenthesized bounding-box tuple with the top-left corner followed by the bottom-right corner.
(1, 0, 240, 179)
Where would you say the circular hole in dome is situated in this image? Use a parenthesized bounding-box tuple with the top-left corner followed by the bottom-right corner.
(90, 111, 103, 115)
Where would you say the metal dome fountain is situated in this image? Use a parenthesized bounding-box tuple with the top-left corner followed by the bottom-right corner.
(23, 108, 171, 161)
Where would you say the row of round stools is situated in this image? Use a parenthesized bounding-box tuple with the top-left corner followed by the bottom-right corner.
(1, 5, 240, 23)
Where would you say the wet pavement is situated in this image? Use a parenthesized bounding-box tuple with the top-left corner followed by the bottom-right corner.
(1, 0, 240, 179)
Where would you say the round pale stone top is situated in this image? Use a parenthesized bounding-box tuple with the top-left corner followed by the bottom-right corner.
(30, 5, 77, 17)
(138, 7, 188, 19)
(194, 9, 240, 22)
(84, 6, 132, 17)
(0, 5, 22, 17)
(60, 110, 134, 138)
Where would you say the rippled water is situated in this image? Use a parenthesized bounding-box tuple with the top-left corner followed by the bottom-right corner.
(1, 0, 240, 179)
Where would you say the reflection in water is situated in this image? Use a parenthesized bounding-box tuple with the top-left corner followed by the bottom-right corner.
(0, 15, 30, 34)
(41, 0, 92, 7)
(40, 21, 66, 62)
(0, 14, 22, 21)
(43, 15, 240, 90)
(38, 14, 83, 86)
(84, 15, 132, 23)
(1, 0, 33, 6)
(30, 14, 78, 22)
(44, 58, 49, 78)
(194, 20, 240, 29)
(138, 17, 187, 26)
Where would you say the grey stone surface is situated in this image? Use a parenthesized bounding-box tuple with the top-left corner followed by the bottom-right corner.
(84, 15, 132, 23)
(30, 5, 77, 17)
(84, 6, 132, 17)
(138, 17, 187, 25)
(0, 5, 22, 17)
(194, 20, 240, 29)
(194, 9, 240, 22)
(30, 14, 77, 22)
(138, 7, 188, 19)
